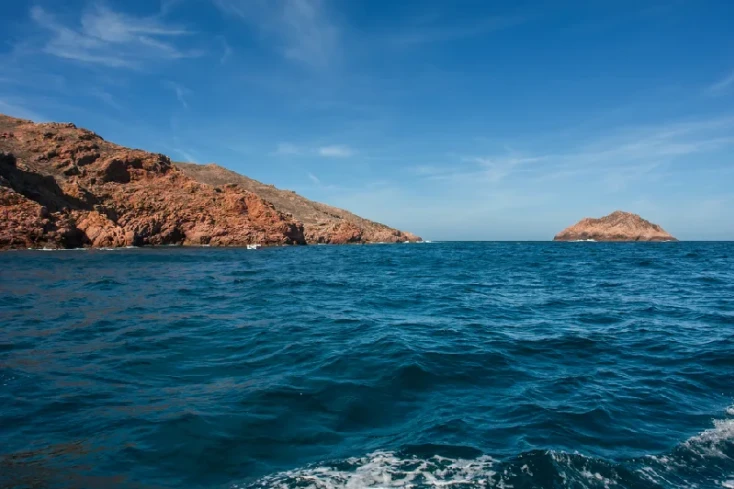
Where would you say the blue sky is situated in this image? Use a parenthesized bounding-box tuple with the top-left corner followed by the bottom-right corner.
(1, 0, 733, 240)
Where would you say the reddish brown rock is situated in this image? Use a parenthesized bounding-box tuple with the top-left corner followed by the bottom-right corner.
(0, 114, 418, 249)
(0, 184, 84, 249)
(0, 114, 306, 249)
(554, 211, 677, 242)
(176, 162, 421, 244)
(74, 211, 130, 248)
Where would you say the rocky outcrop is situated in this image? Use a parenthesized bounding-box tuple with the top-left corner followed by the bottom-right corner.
(176, 163, 421, 244)
(553, 211, 677, 242)
(0, 115, 307, 249)
(0, 114, 418, 250)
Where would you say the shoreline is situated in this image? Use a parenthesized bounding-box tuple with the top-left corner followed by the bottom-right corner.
(2, 240, 428, 252)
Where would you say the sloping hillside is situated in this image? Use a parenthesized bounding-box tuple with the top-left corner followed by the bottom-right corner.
(176, 162, 419, 244)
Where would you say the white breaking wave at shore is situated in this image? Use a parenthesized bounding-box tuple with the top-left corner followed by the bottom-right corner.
(32, 247, 88, 251)
(27, 246, 139, 251)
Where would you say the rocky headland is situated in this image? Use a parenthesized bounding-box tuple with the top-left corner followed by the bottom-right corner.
(176, 162, 420, 245)
(0, 114, 419, 250)
(553, 211, 677, 242)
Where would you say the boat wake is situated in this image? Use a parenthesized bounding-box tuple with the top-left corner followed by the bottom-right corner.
(240, 407, 734, 489)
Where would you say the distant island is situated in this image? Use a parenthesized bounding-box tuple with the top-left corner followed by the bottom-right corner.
(0, 114, 420, 250)
(554, 211, 677, 242)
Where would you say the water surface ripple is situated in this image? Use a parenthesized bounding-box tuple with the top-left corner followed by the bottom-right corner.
(1, 242, 733, 488)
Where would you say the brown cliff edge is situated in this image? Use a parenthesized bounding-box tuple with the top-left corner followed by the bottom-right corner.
(553, 211, 677, 242)
(0, 114, 419, 250)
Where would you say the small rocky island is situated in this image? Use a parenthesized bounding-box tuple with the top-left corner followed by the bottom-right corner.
(554, 211, 677, 242)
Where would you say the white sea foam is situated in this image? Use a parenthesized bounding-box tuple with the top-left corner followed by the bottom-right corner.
(641, 407, 734, 464)
(637, 407, 734, 488)
(241, 450, 631, 489)
(579, 470, 617, 488)
(244, 407, 734, 489)
(240, 451, 497, 489)
(33, 247, 87, 251)
(683, 418, 734, 458)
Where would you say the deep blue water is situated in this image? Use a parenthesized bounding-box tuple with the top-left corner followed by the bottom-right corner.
(1, 242, 733, 489)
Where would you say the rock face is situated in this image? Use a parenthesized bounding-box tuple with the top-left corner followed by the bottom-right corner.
(553, 211, 677, 242)
(176, 162, 421, 244)
(0, 114, 418, 249)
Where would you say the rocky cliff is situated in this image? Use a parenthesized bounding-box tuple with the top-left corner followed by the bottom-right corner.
(176, 162, 420, 244)
(553, 211, 677, 242)
(0, 114, 418, 249)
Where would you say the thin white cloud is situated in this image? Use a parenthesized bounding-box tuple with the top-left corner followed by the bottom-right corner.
(419, 116, 734, 190)
(173, 148, 198, 163)
(160, 0, 187, 16)
(0, 98, 47, 122)
(29, 4, 202, 69)
(564, 117, 734, 167)
(219, 36, 233, 64)
(89, 88, 124, 111)
(466, 155, 544, 183)
(318, 144, 353, 158)
(273, 142, 354, 157)
(415, 153, 541, 184)
(79, 5, 189, 41)
(390, 14, 527, 46)
(412, 164, 448, 176)
(163, 81, 191, 109)
(308, 172, 321, 185)
(706, 70, 734, 95)
(213, 0, 339, 68)
(274, 142, 303, 155)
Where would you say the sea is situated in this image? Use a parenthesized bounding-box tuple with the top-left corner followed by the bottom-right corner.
(1, 242, 733, 489)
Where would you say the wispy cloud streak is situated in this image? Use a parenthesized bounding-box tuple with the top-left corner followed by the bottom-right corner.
(274, 142, 303, 156)
(273, 142, 354, 157)
(213, 0, 339, 68)
(173, 147, 199, 163)
(0, 98, 47, 121)
(163, 81, 192, 109)
(89, 88, 124, 111)
(30, 4, 202, 68)
(219, 36, 233, 64)
(417, 116, 734, 190)
(390, 14, 527, 46)
(318, 145, 353, 157)
(706, 70, 734, 95)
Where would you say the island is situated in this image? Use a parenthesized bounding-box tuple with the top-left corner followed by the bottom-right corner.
(553, 211, 677, 242)
(0, 114, 419, 250)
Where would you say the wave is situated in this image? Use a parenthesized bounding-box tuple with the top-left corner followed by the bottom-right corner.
(242, 451, 498, 489)
(240, 407, 734, 489)
(29, 247, 88, 251)
(83, 278, 124, 290)
(25, 246, 140, 251)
